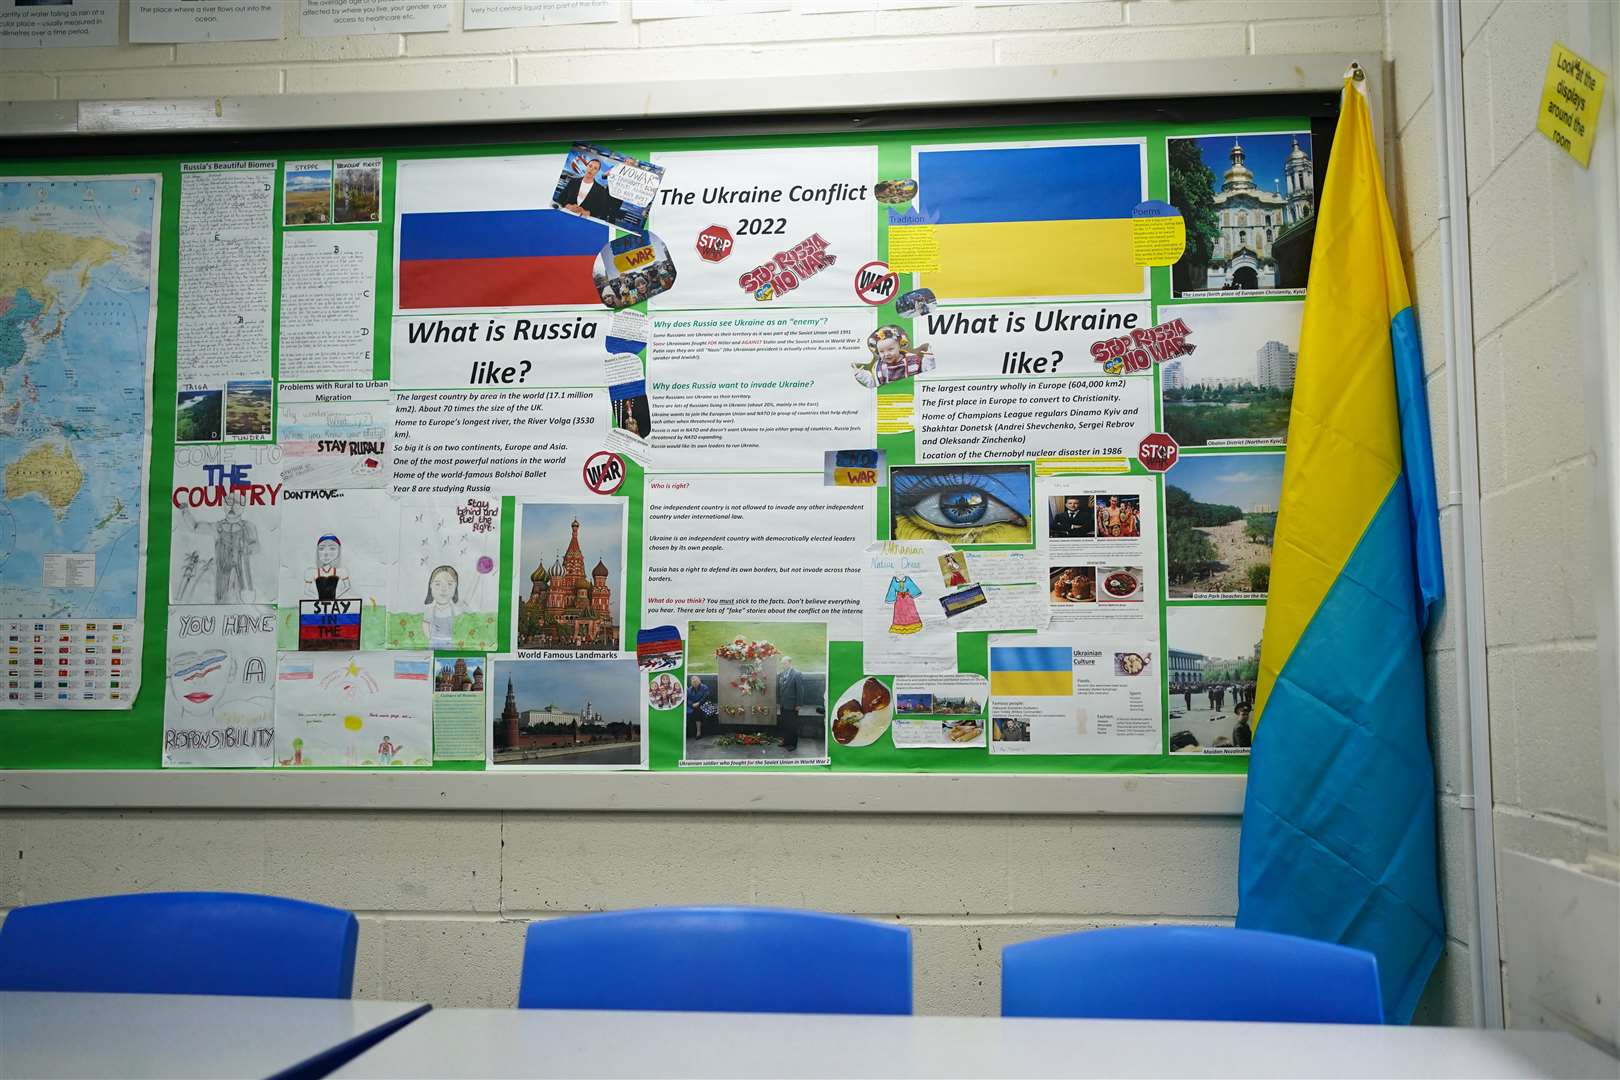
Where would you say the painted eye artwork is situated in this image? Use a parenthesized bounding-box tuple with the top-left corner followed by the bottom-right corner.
(889, 465, 1033, 545)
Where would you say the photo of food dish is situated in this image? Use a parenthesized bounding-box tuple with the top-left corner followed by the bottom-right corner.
(1114, 652, 1151, 677)
(1050, 566, 1097, 604)
(945, 718, 983, 743)
(1098, 566, 1144, 603)
(831, 676, 893, 747)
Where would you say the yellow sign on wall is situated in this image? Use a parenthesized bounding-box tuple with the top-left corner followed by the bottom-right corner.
(1537, 42, 1607, 167)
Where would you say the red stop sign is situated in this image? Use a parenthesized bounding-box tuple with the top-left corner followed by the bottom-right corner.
(696, 225, 733, 263)
(1138, 432, 1180, 472)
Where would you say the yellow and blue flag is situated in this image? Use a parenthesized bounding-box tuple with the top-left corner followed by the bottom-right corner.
(1236, 70, 1445, 1023)
(913, 142, 1145, 299)
(989, 645, 1072, 697)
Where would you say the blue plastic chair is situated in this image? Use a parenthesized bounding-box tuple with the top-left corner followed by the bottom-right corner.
(518, 906, 912, 1015)
(1002, 925, 1383, 1024)
(0, 891, 359, 999)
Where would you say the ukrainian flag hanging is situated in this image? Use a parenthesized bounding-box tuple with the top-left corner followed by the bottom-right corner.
(1236, 66, 1446, 1023)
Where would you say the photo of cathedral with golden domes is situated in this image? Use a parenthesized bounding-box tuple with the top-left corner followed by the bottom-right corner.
(1168, 131, 1315, 297)
(515, 503, 623, 651)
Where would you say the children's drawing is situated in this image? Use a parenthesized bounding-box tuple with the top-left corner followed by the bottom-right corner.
(387, 498, 500, 651)
(162, 605, 277, 767)
(169, 447, 281, 605)
(308, 534, 353, 600)
(862, 541, 956, 673)
(886, 575, 924, 634)
(274, 651, 432, 767)
(278, 392, 392, 490)
(277, 489, 398, 650)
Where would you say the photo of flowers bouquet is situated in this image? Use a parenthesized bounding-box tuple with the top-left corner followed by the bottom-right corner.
(716, 636, 778, 697)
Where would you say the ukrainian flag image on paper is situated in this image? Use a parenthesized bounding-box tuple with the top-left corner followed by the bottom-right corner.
(911, 140, 1148, 301)
(990, 645, 1072, 697)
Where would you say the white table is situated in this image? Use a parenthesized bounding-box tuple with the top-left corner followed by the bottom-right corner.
(331, 1008, 1620, 1079)
(0, 991, 429, 1079)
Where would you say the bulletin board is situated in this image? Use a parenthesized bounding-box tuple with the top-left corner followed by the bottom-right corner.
(0, 96, 1338, 780)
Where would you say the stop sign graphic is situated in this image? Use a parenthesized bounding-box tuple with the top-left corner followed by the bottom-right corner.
(696, 225, 733, 263)
(1138, 432, 1179, 472)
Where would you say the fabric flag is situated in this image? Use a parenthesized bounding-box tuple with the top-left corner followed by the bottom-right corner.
(1236, 68, 1445, 1023)
(913, 142, 1145, 299)
(989, 645, 1071, 696)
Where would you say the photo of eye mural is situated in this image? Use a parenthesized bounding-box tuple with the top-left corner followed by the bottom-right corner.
(4, 115, 1315, 781)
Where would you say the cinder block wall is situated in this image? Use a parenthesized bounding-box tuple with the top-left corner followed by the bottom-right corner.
(0, 0, 1383, 102)
(1, 809, 1241, 1013)
(1382, 0, 1476, 1027)
(2, 0, 1427, 1019)
(1453, 0, 1617, 1048)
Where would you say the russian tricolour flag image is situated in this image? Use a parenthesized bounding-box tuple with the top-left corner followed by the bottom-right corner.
(394, 659, 430, 682)
(394, 155, 608, 311)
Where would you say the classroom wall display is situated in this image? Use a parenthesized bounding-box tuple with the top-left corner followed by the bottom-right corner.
(0, 113, 1323, 775)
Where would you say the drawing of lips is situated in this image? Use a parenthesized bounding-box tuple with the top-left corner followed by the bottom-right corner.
(184, 691, 213, 703)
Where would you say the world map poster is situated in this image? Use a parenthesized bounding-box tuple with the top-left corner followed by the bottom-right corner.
(0, 176, 161, 708)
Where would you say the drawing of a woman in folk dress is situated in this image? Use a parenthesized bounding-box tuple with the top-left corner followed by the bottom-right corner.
(886, 575, 923, 635)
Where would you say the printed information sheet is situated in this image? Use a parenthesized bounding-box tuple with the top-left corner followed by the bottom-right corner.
(279, 231, 379, 381)
(177, 161, 275, 385)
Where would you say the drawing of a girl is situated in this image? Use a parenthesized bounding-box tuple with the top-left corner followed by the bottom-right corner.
(423, 564, 462, 649)
(305, 534, 352, 601)
(886, 575, 924, 635)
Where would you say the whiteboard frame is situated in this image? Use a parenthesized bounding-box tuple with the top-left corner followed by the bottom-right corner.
(0, 53, 1374, 814)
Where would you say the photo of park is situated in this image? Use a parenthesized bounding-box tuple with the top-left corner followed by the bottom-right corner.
(1157, 301, 1302, 447)
(1165, 453, 1284, 597)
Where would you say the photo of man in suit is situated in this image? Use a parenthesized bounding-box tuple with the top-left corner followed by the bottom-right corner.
(776, 655, 802, 752)
(1049, 495, 1094, 539)
(555, 156, 621, 223)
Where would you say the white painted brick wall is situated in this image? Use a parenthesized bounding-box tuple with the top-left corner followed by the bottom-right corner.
(0, 810, 1238, 1015)
(1447, 0, 1612, 1046)
(0, 0, 1392, 104)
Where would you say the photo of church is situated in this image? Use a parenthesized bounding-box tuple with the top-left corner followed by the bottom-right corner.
(514, 502, 624, 652)
(433, 656, 484, 693)
(1168, 131, 1315, 297)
